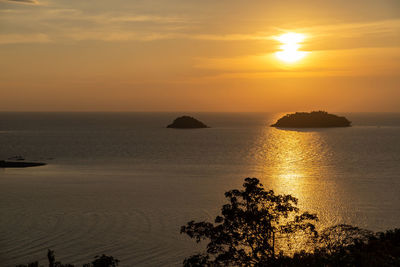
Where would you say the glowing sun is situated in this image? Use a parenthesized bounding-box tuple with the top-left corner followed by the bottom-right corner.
(275, 32, 308, 63)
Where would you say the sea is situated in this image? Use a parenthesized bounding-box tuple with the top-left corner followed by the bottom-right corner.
(0, 112, 399, 266)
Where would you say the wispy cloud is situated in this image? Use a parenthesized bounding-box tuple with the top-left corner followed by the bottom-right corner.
(64, 31, 179, 42)
(190, 33, 271, 41)
(108, 15, 186, 24)
(65, 18, 399, 44)
(296, 19, 400, 51)
(0, 33, 50, 44)
(0, 7, 192, 43)
(3, 0, 39, 4)
(1, 1, 399, 49)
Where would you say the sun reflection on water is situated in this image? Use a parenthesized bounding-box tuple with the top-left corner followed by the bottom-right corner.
(251, 127, 332, 253)
(248, 124, 350, 249)
(252, 127, 328, 201)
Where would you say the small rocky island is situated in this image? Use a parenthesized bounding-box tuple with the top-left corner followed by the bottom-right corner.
(0, 160, 46, 168)
(271, 111, 351, 128)
(167, 116, 209, 129)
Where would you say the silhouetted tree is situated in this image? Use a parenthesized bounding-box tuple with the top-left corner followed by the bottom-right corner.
(317, 224, 374, 254)
(16, 251, 119, 267)
(16, 263, 38, 267)
(281, 228, 400, 266)
(180, 177, 318, 266)
(48, 249, 56, 267)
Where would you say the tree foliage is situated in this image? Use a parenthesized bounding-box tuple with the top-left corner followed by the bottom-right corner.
(317, 224, 374, 254)
(84, 254, 119, 267)
(180, 177, 318, 266)
(277, 228, 400, 266)
(16, 250, 119, 267)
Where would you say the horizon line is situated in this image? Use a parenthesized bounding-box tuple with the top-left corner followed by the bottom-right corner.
(0, 110, 399, 113)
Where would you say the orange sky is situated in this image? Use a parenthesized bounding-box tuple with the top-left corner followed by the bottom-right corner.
(0, 0, 399, 112)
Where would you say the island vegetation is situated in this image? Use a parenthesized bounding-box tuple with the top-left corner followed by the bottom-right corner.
(15, 178, 400, 267)
(167, 116, 209, 129)
(271, 111, 351, 128)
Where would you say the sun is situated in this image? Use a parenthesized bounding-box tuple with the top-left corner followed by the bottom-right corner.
(275, 32, 308, 63)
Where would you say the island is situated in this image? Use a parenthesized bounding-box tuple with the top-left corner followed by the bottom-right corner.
(0, 160, 46, 168)
(167, 116, 209, 129)
(271, 111, 351, 128)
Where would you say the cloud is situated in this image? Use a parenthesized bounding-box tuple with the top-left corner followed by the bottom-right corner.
(296, 19, 400, 52)
(64, 31, 178, 42)
(1, 2, 398, 49)
(0, 33, 50, 44)
(4, 0, 39, 4)
(190, 33, 271, 41)
(109, 15, 186, 24)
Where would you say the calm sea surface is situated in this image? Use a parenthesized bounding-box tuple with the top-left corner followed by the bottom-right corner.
(0, 112, 399, 266)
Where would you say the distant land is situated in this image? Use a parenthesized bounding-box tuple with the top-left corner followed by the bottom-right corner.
(167, 116, 209, 129)
(0, 160, 46, 168)
(271, 111, 351, 128)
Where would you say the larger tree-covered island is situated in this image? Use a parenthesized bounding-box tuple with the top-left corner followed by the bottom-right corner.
(271, 111, 351, 128)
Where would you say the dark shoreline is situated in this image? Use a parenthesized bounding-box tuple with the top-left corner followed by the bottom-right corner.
(0, 160, 46, 168)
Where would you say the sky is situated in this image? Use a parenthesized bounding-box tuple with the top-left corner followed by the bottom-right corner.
(0, 0, 399, 112)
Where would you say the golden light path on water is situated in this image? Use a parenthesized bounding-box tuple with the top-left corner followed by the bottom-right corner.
(259, 128, 323, 252)
(247, 122, 350, 253)
(252, 126, 328, 202)
(268, 129, 318, 198)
